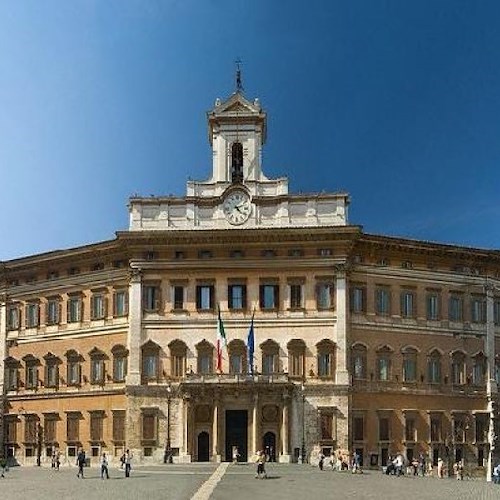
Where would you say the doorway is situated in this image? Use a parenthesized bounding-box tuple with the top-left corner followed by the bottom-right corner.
(197, 431, 210, 462)
(225, 410, 248, 462)
(262, 431, 276, 462)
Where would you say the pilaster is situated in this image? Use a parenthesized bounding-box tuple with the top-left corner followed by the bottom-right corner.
(335, 266, 349, 384)
(127, 269, 143, 386)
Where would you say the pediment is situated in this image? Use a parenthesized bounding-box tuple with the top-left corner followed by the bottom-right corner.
(211, 92, 262, 117)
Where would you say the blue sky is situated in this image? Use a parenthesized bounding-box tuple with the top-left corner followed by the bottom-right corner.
(0, 0, 499, 260)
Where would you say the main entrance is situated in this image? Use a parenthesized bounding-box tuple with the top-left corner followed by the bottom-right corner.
(197, 431, 210, 462)
(225, 410, 248, 462)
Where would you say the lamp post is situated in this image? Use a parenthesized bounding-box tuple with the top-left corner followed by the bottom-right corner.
(300, 383, 306, 464)
(164, 384, 173, 464)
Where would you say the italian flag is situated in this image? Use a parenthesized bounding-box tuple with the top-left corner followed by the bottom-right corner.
(216, 306, 228, 373)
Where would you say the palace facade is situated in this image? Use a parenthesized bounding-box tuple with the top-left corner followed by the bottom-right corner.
(1, 87, 499, 477)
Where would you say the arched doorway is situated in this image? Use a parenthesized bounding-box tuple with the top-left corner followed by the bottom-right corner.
(197, 431, 210, 462)
(263, 431, 277, 462)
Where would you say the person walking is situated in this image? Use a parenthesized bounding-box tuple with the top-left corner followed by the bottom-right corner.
(318, 452, 325, 471)
(76, 448, 86, 479)
(100, 452, 110, 479)
(55, 450, 61, 471)
(255, 450, 267, 479)
(437, 457, 444, 479)
(124, 449, 132, 478)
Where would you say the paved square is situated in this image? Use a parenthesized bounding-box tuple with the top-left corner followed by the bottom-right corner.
(1, 463, 500, 500)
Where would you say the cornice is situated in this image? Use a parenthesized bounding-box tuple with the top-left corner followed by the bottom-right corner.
(5, 387, 126, 402)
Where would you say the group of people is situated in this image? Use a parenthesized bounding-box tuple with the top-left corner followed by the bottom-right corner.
(75, 448, 132, 479)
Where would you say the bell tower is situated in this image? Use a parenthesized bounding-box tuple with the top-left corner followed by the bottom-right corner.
(207, 83, 267, 186)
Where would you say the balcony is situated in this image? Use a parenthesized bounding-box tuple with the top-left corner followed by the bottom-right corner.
(182, 372, 291, 385)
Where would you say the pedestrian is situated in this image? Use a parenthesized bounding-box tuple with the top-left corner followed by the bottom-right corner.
(51, 451, 56, 469)
(232, 446, 240, 464)
(255, 450, 267, 479)
(0, 457, 7, 478)
(437, 457, 444, 479)
(492, 462, 500, 484)
(453, 460, 463, 480)
(120, 452, 126, 469)
(124, 449, 132, 478)
(318, 452, 325, 471)
(76, 448, 86, 479)
(55, 450, 61, 471)
(100, 452, 110, 479)
(352, 451, 362, 474)
(418, 453, 426, 477)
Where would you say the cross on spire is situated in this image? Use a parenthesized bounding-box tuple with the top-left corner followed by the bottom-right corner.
(235, 58, 243, 92)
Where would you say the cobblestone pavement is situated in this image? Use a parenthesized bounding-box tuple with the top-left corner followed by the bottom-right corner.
(1, 464, 500, 500)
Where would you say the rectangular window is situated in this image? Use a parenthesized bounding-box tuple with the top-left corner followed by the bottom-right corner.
(143, 285, 161, 312)
(405, 418, 416, 442)
(375, 288, 390, 315)
(228, 284, 246, 310)
(379, 418, 390, 441)
(26, 303, 40, 328)
(46, 299, 60, 325)
(172, 355, 185, 378)
(113, 356, 126, 382)
(25, 418, 37, 443)
(449, 295, 463, 322)
(91, 293, 106, 320)
(5, 419, 17, 443)
(289, 284, 303, 309)
(142, 414, 156, 441)
(67, 296, 82, 323)
(289, 352, 303, 377)
(317, 353, 332, 377)
(198, 355, 212, 374)
(46, 363, 59, 388)
(113, 411, 125, 442)
(403, 357, 417, 382)
(400, 291, 415, 318)
(320, 413, 334, 440)
(475, 415, 488, 442)
(7, 306, 19, 330)
(90, 413, 103, 441)
(114, 290, 129, 317)
(262, 354, 276, 375)
(173, 286, 185, 310)
(230, 354, 242, 374)
(91, 359, 104, 384)
(430, 418, 441, 442)
(353, 417, 364, 441)
(317, 282, 334, 310)
(6, 367, 18, 390)
(426, 292, 440, 320)
(353, 351, 366, 380)
(260, 284, 279, 310)
(143, 354, 157, 380)
(471, 296, 486, 323)
(26, 365, 38, 389)
(67, 361, 81, 385)
(350, 287, 365, 313)
(67, 415, 80, 442)
(495, 300, 500, 326)
(377, 357, 390, 381)
(427, 359, 441, 383)
(196, 284, 215, 311)
(44, 418, 57, 443)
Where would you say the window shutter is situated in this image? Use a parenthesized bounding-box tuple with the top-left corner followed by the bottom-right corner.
(274, 285, 279, 309)
(196, 286, 201, 309)
(67, 299, 71, 322)
(242, 285, 247, 310)
(90, 296, 95, 319)
(228, 286, 233, 309)
(155, 287, 161, 311)
(124, 291, 129, 314)
(259, 285, 264, 308)
(79, 299, 83, 321)
(104, 297, 108, 318)
(209, 285, 215, 310)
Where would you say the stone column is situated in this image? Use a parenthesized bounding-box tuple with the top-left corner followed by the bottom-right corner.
(181, 396, 192, 462)
(212, 396, 221, 462)
(0, 295, 6, 456)
(127, 269, 143, 386)
(252, 393, 259, 456)
(335, 266, 349, 385)
(280, 393, 291, 462)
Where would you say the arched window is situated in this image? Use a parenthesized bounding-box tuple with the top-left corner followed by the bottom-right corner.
(427, 349, 442, 384)
(402, 347, 418, 382)
(316, 339, 335, 378)
(196, 340, 214, 375)
(260, 339, 279, 375)
(142, 340, 161, 382)
(89, 347, 107, 385)
(169, 339, 187, 379)
(376, 346, 393, 382)
(351, 344, 367, 380)
(451, 351, 466, 385)
(287, 339, 306, 378)
(228, 339, 247, 375)
(111, 344, 128, 382)
(231, 142, 243, 182)
(472, 352, 486, 386)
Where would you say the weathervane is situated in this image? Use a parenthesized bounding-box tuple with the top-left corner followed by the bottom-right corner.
(235, 58, 243, 92)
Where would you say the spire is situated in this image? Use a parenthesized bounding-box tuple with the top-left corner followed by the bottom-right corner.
(235, 58, 243, 93)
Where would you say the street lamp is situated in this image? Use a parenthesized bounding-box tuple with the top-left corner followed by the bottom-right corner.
(300, 383, 306, 464)
(164, 384, 173, 464)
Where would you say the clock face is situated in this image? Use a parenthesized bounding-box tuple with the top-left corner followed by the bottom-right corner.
(222, 190, 251, 225)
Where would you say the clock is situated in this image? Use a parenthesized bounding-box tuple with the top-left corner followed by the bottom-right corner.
(222, 189, 252, 225)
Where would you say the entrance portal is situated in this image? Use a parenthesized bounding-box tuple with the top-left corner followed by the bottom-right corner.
(263, 431, 277, 462)
(225, 410, 248, 462)
(197, 431, 210, 462)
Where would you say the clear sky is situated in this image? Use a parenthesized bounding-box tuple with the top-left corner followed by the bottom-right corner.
(1, 0, 499, 260)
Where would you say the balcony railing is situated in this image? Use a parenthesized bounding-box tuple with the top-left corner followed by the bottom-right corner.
(183, 372, 290, 384)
